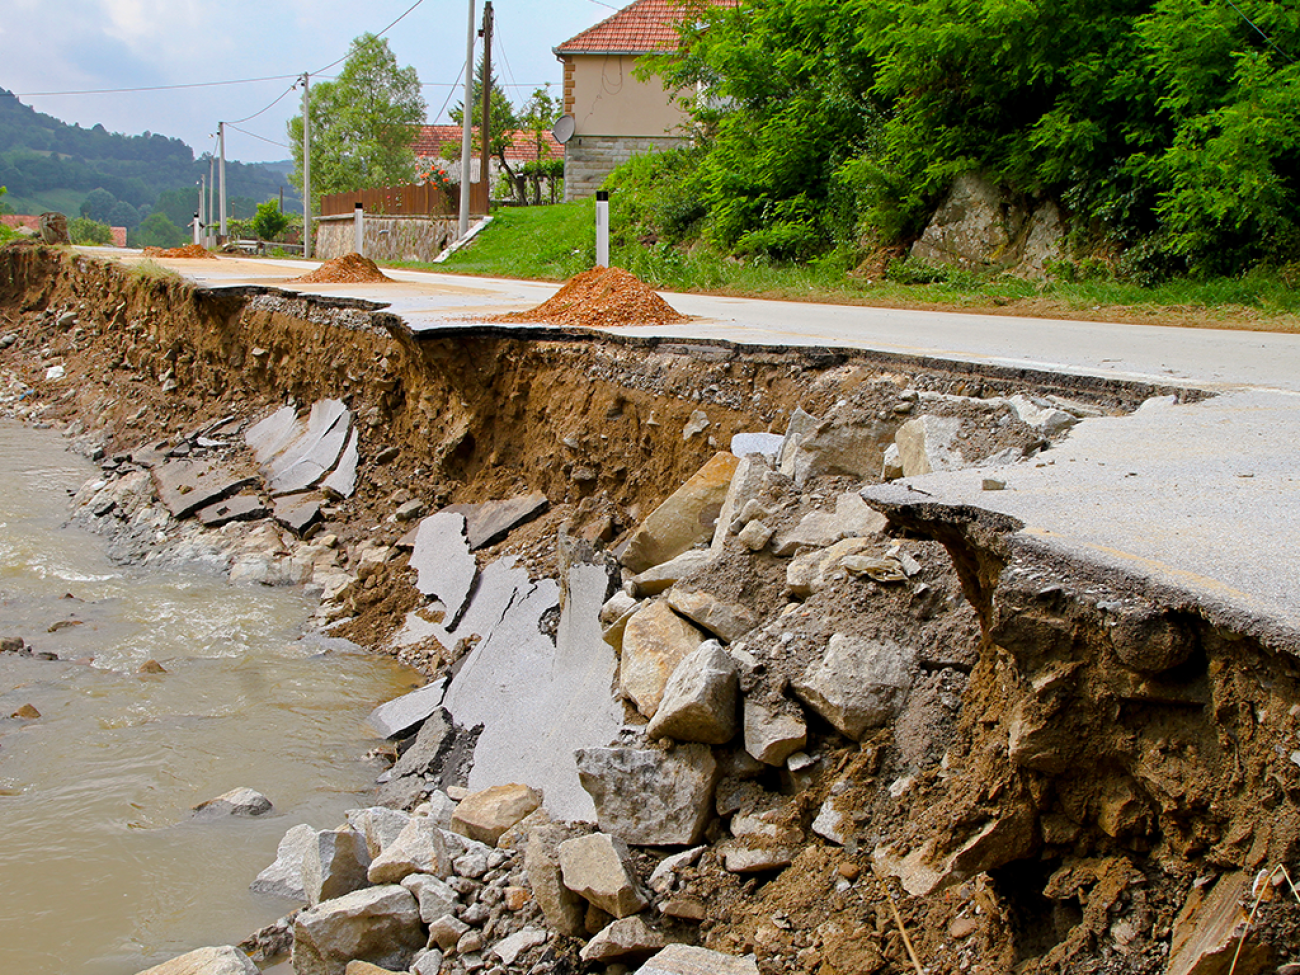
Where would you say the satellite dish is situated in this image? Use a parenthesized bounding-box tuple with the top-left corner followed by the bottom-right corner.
(552, 115, 576, 144)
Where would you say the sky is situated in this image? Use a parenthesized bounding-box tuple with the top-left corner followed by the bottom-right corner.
(0, 0, 618, 163)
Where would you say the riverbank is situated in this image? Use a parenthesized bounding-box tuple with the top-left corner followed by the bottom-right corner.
(3, 242, 1299, 975)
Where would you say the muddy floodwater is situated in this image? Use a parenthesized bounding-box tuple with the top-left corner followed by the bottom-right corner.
(0, 420, 418, 975)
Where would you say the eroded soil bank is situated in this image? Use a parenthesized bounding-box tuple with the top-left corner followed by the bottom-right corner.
(2, 244, 1298, 975)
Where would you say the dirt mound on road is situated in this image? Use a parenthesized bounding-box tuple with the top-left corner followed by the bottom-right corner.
(142, 244, 217, 260)
(491, 265, 688, 328)
(288, 253, 393, 284)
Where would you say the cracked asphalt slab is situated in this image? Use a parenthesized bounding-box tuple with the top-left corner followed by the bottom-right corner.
(101, 249, 1300, 647)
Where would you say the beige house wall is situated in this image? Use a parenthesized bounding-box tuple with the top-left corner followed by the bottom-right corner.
(566, 54, 689, 139)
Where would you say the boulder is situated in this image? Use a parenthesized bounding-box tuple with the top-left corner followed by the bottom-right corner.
(620, 600, 707, 719)
(710, 455, 770, 555)
(667, 589, 759, 644)
(366, 679, 447, 740)
(401, 873, 459, 923)
(450, 783, 542, 846)
(191, 787, 272, 821)
(366, 817, 452, 884)
(558, 832, 648, 918)
(894, 415, 965, 477)
(491, 927, 548, 966)
(793, 634, 915, 740)
(742, 698, 808, 766)
(576, 745, 718, 846)
(132, 945, 258, 975)
(581, 917, 668, 963)
(645, 641, 739, 745)
(427, 913, 470, 950)
(621, 453, 740, 574)
(346, 807, 413, 860)
(39, 211, 70, 245)
(770, 493, 887, 556)
(783, 402, 892, 487)
(291, 885, 424, 975)
(250, 823, 316, 900)
(409, 512, 476, 623)
(776, 408, 819, 477)
(302, 827, 372, 906)
(1007, 394, 1078, 437)
(635, 944, 760, 975)
(525, 823, 589, 937)
(631, 549, 714, 597)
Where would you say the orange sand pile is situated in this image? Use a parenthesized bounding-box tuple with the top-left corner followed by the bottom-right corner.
(491, 266, 687, 328)
(142, 244, 217, 259)
(288, 253, 393, 284)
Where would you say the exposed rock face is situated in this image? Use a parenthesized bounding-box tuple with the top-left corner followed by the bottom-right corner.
(291, 885, 424, 975)
(576, 745, 719, 845)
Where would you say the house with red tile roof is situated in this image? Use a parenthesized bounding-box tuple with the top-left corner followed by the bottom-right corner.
(554, 0, 731, 200)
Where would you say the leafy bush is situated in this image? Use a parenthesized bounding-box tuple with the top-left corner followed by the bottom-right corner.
(250, 200, 289, 241)
(69, 216, 113, 246)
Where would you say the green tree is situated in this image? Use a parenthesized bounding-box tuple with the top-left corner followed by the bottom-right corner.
(154, 187, 201, 229)
(450, 56, 524, 202)
(129, 211, 185, 249)
(250, 200, 289, 240)
(69, 216, 114, 245)
(0, 184, 11, 216)
(80, 187, 117, 222)
(287, 33, 426, 205)
(107, 200, 140, 229)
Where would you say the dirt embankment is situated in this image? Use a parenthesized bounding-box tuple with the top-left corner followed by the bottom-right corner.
(3, 245, 1297, 975)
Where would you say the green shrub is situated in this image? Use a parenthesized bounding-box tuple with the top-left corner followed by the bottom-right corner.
(69, 217, 114, 246)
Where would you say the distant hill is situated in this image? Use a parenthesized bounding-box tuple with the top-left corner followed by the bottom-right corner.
(0, 89, 300, 224)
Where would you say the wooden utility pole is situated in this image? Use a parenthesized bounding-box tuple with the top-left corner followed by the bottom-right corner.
(479, 1, 494, 211)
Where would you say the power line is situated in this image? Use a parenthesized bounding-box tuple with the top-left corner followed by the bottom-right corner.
(227, 83, 299, 126)
(225, 123, 292, 151)
(11, 75, 300, 98)
(1223, 0, 1296, 63)
(312, 0, 430, 75)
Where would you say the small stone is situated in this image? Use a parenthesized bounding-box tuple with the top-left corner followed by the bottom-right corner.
(191, 787, 273, 820)
(375, 446, 400, 464)
(982, 478, 1006, 491)
(457, 930, 485, 955)
(837, 862, 861, 881)
(11, 703, 41, 719)
(558, 832, 648, 918)
(395, 500, 425, 522)
(504, 886, 531, 911)
(737, 519, 773, 551)
(428, 913, 471, 951)
(949, 916, 978, 939)
(137, 659, 167, 674)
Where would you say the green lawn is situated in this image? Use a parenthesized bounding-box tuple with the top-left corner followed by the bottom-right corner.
(396, 201, 1300, 333)
(3, 189, 86, 218)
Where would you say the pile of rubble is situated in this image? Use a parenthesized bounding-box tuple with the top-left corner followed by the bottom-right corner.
(490, 267, 688, 328)
(142, 244, 218, 260)
(289, 254, 394, 284)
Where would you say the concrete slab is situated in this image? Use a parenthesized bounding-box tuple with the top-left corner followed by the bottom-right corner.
(367, 678, 449, 740)
(197, 494, 268, 527)
(152, 460, 258, 520)
(273, 495, 323, 536)
(246, 405, 300, 464)
(322, 427, 360, 499)
(730, 432, 784, 462)
(267, 401, 351, 496)
(442, 492, 550, 550)
(409, 511, 476, 623)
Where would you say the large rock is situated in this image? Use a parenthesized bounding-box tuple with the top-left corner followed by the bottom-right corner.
(710, 455, 770, 555)
(631, 549, 713, 597)
(346, 807, 413, 860)
(645, 640, 738, 744)
(894, 415, 965, 477)
(635, 944, 760, 975)
(575, 745, 718, 846)
(785, 537, 879, 597)
(793, 634, 915, 740)
(39, 211, 70, 245)
(783, 402, 892, 487)
(366, 679, 448, 740)
(491, 928, 548, 966)
(776, 408, 819, 478)
(302, 827, 372, 906)
(621, 453, 740, 574)
(191, 787, 272, 821)
(450, 783, 542, 846)
(667, 588, 759, 643)
(619, 600, 707, 719)
(291, 885, 424, 975)
(366, 817, 452, 884)
(250, 823, 316, 900)
(770, 492, 887, 556)
(558, 832, 648, 918)
(401, 872, 459, 923)
(409, 512, 476, 623)
(133, 946, 258, 975)
(525, 823, 588, 937)
(581, 916, 668, 963)
(742, 697, 808, 766)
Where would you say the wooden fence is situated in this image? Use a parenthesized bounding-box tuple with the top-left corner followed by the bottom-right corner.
(319, 181, 486, 218)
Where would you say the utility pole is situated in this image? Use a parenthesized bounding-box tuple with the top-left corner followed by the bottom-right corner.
(198, 176, 206, 240)
(208, 154, 215, 246)
(458, 0, 476, 238)
(301, 73, 312, 259)
(218, 121, 228, 240)
(479, 1, 494, 213)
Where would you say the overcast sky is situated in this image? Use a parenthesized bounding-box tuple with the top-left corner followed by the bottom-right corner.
(0, 0, 617, 163)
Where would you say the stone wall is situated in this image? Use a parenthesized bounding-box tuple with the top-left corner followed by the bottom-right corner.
(563, 136, 689, 202)
(316, 214, 458, 264)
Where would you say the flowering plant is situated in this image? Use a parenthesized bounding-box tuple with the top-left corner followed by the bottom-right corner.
(417, 158, 454, 192)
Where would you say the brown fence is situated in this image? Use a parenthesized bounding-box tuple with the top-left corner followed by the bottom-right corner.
(319, 181, 486, 218)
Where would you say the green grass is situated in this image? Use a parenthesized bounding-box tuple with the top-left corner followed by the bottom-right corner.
(398, 201, 1300, 332)
(3, 189, 85, 218)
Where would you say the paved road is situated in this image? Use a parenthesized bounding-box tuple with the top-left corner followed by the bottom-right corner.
(106, 250, 1300, 645)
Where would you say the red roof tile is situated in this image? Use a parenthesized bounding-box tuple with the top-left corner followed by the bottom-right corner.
(412, 125, 561, 163)
(555, 0, 733, 55)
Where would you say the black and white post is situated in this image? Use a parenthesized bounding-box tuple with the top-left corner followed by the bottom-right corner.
(596, 190, 610, 268)
(354, 203, 365, 256)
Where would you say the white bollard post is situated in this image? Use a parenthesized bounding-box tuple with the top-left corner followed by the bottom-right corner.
(192, 213, 201, 246)
(595, 190, 609, 268)
(354, 203, 364, 257)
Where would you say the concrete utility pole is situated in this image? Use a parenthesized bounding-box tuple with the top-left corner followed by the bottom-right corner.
(479, 1, 494, 211)
(301, 73, 312, 259)
(198, 177, 206, 237)
(207, 154, 215, 246)
(458, 0, 477, 238)
(218, 121, 228, 240)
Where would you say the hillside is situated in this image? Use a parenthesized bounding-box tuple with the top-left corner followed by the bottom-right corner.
(0, 89, 299, 223)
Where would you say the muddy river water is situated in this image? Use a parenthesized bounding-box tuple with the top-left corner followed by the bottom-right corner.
(0, 420, 418, 975)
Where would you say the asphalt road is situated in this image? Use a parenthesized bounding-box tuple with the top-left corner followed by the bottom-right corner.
(106, 250, 1300, 645)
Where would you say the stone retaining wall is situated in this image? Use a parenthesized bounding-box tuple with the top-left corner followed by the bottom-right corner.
(563, 136, 689, 201)
(316, 214, 458, 264)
